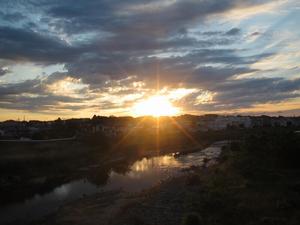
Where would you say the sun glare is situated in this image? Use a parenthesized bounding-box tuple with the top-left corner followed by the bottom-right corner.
(132, 95, 180, 117)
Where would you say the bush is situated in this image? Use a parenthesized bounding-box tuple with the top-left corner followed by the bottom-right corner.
(185, 174, 201, 186)
(182, 212, 202, 225)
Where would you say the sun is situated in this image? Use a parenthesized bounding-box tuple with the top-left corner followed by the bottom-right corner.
(132, 95, 180, 117)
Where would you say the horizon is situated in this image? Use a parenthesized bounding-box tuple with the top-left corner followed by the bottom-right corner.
(1, 113, 300, 123)
(0, 1, 300, 120)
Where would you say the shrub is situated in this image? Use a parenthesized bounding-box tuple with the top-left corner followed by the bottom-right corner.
(185, 174, 201, 186)
(182, 212, 202, 225)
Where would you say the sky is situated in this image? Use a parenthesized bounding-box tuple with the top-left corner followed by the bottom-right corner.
(0, 0, 300, 120)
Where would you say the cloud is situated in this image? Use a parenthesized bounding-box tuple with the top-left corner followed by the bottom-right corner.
(250, 31, 261, 36)
(0, 67, 9, 76)
(42, 0, 272, 35)
(0, 11, 26, 22)
(0, 0, 271, 77)
(0, 73, 92, 112)
(190, 66, 256, 85)
(198, 78, 300, 110)
(0, 79, 43, 96)
(0, 26, 81, 64)
(0, 0, 299, 116)
(225, 28, 241, 36)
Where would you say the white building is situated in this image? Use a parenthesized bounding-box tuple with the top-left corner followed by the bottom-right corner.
(197, 116, 252, 131)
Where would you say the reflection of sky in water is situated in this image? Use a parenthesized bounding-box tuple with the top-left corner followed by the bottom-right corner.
(106, 155, 181, 192)
(0, 145, 223, 224)
(105, 146, 221, 192)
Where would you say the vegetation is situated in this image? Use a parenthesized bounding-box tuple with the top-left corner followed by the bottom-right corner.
(181, 128, 300, 225)
(182, 212, 202, 225)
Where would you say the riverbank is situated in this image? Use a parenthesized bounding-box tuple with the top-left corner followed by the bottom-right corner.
(34, 128, 300, 225)
(0, 133, 211, 207)
(110, 129, 300, 225)
(0, 136, 76, 143)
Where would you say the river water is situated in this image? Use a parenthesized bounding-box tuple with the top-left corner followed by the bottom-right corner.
(0, 141, 227, 224)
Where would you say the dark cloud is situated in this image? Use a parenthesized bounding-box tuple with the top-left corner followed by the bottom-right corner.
(40, 0, 270, 36)
(0, 26, 81, 64)
(176, 77, 300, 112)
(190, 66, 256, 84)
(250, 31, 261, 36)
(0, 11, 26, 22)
(0, 0, 269, 70)
(0, 94, 84, 111)
(202, 31, 223, 36)
(65, 48, 272, 88)
(203, 78, 300, 110)
(0, 67, 9, 76)
(225, 28, 241, 36)
(0, 79, 43, 96)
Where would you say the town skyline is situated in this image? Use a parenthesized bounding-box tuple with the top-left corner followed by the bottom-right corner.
(1, 111, 300, 122)
(1, 114, 299, 141)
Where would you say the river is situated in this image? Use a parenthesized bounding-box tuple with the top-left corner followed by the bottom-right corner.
(0, 141, 227, 224)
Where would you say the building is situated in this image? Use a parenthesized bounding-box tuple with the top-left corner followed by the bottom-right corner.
(197, 116, 252, 131)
